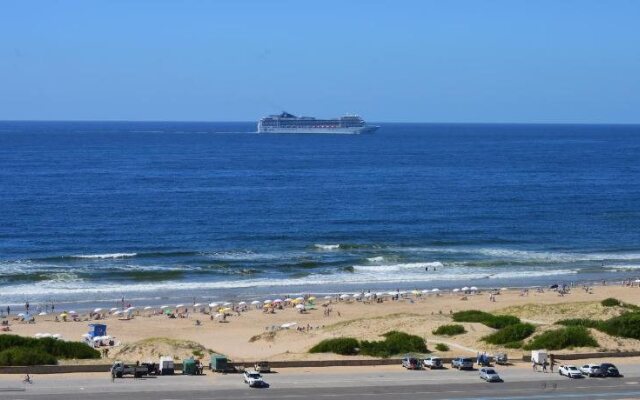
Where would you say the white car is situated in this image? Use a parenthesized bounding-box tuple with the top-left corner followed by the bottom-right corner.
(243, 371, 267, 387)
(580, 364, 603, 377)
(423, 356, 443, 369)
(559, 365, 583, 378)
(479, 367, 502, 382)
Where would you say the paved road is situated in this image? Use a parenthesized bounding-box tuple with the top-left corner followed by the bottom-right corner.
(1, 365, 639, 399)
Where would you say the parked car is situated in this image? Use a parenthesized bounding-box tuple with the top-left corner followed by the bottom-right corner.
(479, 367, 502, 382)
(599, 363, 621, 377)
(243, 370, 268, 388)
(401, 357, 421, 370)
(451, 357, 474, 370)
(423, 356, 443, 369)
(494, 353, 508, 365)
(559, 365, 583, 378)
(580, 364, 603, 377)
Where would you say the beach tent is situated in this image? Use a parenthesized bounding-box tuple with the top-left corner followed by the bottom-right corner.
(88, 323, 107, 338)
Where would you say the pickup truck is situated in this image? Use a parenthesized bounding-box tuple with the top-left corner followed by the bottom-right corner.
(111, 361, 148, 378)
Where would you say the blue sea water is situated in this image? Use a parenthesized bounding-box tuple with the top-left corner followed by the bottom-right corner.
(1, 121, 640, 308)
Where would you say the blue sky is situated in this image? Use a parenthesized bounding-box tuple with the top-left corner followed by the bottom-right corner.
(1, 0, 639, 123)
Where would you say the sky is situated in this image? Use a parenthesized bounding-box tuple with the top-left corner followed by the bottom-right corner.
(1, 0, 640, 123)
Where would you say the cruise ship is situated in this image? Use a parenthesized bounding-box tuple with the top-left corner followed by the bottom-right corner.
(257, 112, 378, 134)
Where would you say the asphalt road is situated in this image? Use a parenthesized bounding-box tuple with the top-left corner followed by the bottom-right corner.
(1, 365, 639, 400)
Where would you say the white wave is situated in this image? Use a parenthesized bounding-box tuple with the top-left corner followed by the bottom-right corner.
(314, 244, 340, 250)
(74, 253, 137, 259)
(603, 264, 640, 271)
(354, 262, 444, 273)
(367, 256, 386, 263)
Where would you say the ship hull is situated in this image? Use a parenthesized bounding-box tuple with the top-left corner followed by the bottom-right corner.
(257, 125, 378, 134)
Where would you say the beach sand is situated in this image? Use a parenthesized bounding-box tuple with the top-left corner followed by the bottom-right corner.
(2, 285, 640, 363)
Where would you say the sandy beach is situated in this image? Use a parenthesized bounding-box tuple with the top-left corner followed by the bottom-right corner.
(2, 285, 640, 363)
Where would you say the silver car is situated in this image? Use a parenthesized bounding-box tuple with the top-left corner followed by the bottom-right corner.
(479, 367, 502, 382)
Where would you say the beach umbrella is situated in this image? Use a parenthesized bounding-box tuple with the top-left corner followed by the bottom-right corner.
(462, 286, 470, 291)
(281, 322, 297, 328)
(143, 306, 153, 310)
(238, 301, 247, 306)
(339, 294, 350, 300)
(251, 300, 261, 305)
(223, 302, 232, 306)
(470, 286, 478, 291)
(263, 300, 272, 304)
(110, 307, 118, 312)
(295, 304, 305, 310)
(432, 288, 440, 292)
(353, 293, 362, 299)
(68, 310, 77, 315)
(375, 292, 385, 297)
(93, 308, 103, 313)
(38, 312, 47, 316)
(501, 287, 508, 291)
(18, 313, 25, 317)
(364, 293, 373, 297)
(412, 290, 420, 295)
(209, 303, 219, 308)
(452, 288, 460, 293)
(324, 295, 332, 300)
(295, 296, 305, 301)
(421, 289, 430, 294)
(193, 303, 203, 307)
(160, 305, 170, 309)
(125, 306, 136, 312)
(113, 310, 122, 315)
(175, 304, 185, 309)
(60, 312, 68, 318)
(222, 307, 232, 313)
(273, 299, 283, 303)
(308, 296, 316, 301)
(635, 279, 640, 283)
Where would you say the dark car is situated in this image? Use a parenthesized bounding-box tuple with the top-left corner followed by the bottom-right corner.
(599, 363, 621, 377)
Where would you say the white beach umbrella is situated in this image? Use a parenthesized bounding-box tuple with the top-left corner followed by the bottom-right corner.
(209, 303, 219, 308)
(470, 286, 478, 291)
(284, 298, 293, 302)
(387, 291, 396, 296)
(295, 296, 305, 301)
(375, 292, 385, 297)
(175, 304, 185, 308)
(324, 295, 333, 300)
(452, 288, 460, 293)
(144, 306, 153, 310)
(432, 288, 440, 292)
(339, 294, 350, 300)
(635, 279, 640, 283)
(501, 287, 508, 291)
(364, 292, 373, 297)
(295, 304, 305, 310)
(38, 312, 47, 316)
(18, 312, 26, 317)
(273, 299, 283, 303)
(113, 310, 122, 315)
(125, 306, 136, 312)
(251, 300, 261, 305)
(353, 293, 362, 299)
(238, 301, 247, 306)
(193, 303, 203, 307)
(68, 310, 77, 315)
(421, 289, 430, 294)
(223, 302, 232, 306)
(93, 308, 103, 313)
(160, 305, 170, 309)
(462, 286, 470, 291)
(263, 300, 272, 304)
(110, 307, 118, 312)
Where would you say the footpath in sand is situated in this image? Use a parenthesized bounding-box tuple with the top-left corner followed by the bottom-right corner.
(3, 285, 640, 363)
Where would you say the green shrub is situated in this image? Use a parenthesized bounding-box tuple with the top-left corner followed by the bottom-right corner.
(482, 323, 535, 345)
(601, 298, 621, 307)
(597, 312, 640, 340)
(432, 324, 466, 336)
(0, 348, 57, 366)
(556, 318, 600, 328)
(0, 335, 100, 360)
(435, 343, 449, 352)
(309, 338, 359, 355)
(452, 310, 520, 329)
(524, 326, 598, 350)
(309, 331, 428, 358)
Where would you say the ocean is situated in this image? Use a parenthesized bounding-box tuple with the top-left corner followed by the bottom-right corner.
(1, 121, 640, 310)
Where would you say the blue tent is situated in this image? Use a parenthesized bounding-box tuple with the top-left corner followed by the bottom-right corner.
(88, 323, 107, 338)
